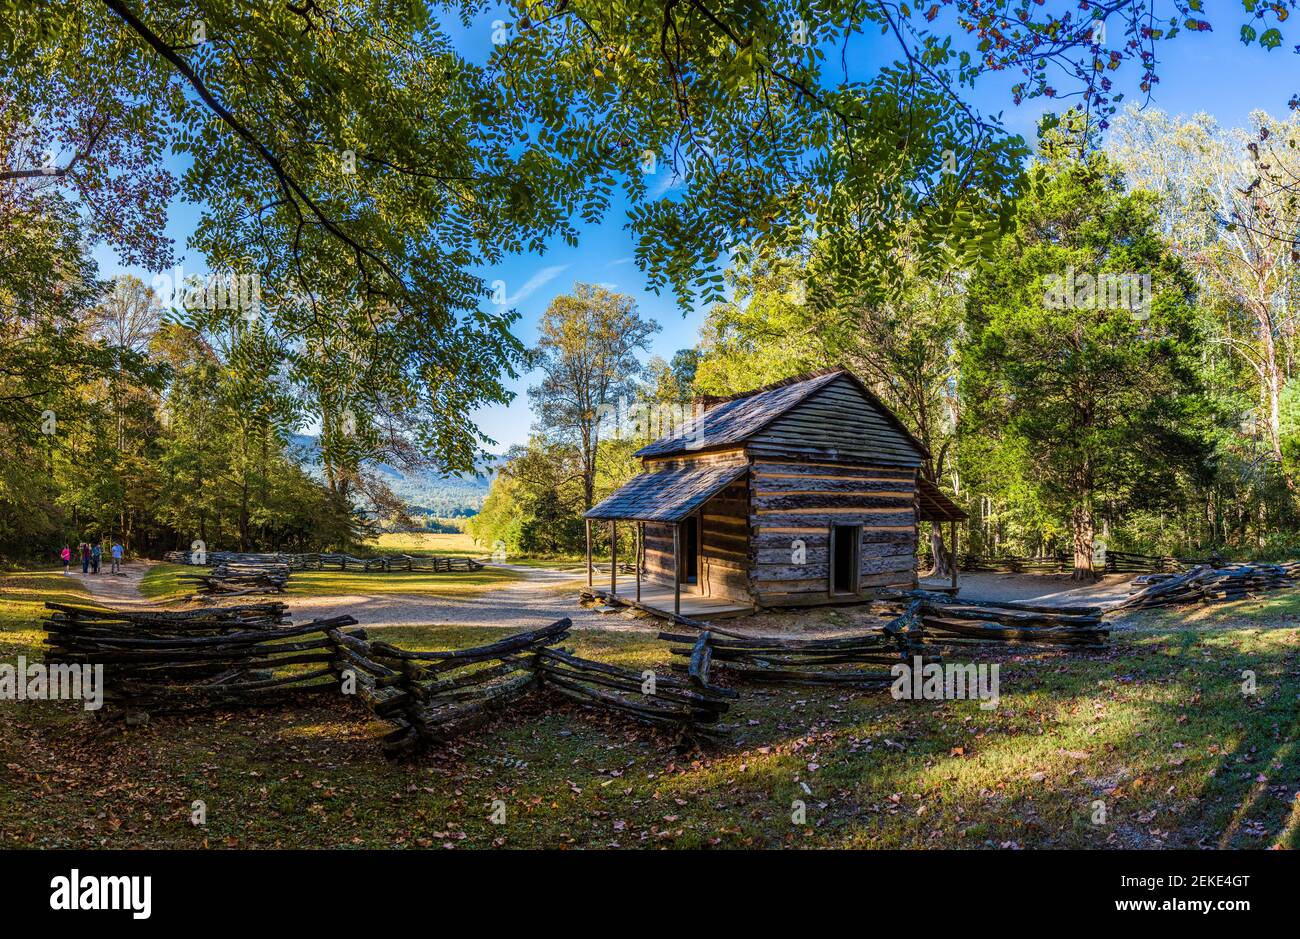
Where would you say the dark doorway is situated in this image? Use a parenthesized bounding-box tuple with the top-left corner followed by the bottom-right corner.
(680, 516, 699, 584)
(831, 525, 859, 594)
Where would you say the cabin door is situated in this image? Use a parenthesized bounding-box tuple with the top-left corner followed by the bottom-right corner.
(679, 516, 699, 585)
(830, 524, 860, 594)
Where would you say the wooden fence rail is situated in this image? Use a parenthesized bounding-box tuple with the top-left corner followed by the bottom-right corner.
(42, 602, 357, 712)
(1115, 562, 1298, 609)
(178, 561, 292, 597)
(41, 602, 729, 757)
(877, 589, 1109, 649)
(659, 600, 937, 687)
(916, 549, 1220, 576)
(162, 550, 484, 573)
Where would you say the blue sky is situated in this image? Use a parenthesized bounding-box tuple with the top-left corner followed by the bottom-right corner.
(91, 7, 1300, 452)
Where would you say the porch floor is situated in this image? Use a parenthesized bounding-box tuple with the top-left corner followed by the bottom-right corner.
(591, 580, 755, 620)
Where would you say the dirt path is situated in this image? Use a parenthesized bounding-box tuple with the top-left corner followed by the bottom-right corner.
(63, 560, 1136, 635)
(62, 559, 640, 632)
(66, 560, 157, 609)
(920, 571, 1136, 607)
(280, 563, 638, 633)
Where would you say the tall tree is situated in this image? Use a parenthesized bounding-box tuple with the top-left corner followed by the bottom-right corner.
(1110, 107, 1300, 465)
(529, 284, 658, 510)
(10, 0, 1229, 484)
(963, 114, 1211, 579)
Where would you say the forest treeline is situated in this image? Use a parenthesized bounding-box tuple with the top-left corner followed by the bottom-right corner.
(10, 4, 1300, 575)
(469, 111, 1300, 577)
(0, 257, 406, 560)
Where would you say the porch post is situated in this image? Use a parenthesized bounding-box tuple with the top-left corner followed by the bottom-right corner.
(636, 521, 642, 602)
(950, 518, 958, 592)
(585, 518, 592, 588)
(673, 522, 681, 616)
(609, 520, 617, 597)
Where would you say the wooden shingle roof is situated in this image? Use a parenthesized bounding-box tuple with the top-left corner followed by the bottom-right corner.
(584, 462, 750, 522)
(633, 368, 929, 462)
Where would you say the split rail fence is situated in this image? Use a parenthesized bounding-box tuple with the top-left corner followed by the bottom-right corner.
(917, 549, 1221, 576)
(1116, 562, 1298, 609)
(659, 599, 938, 687)
(163, 550, 483, 573)
(41, 601, 729, 756)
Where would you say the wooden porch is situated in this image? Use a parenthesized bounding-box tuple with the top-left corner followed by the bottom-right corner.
(583, 461, 754, 620)
(585, 580, 755, 621)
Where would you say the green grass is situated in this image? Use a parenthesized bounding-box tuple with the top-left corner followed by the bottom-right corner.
(362, 531, 481, 558)
(140, 555, 523, 601)
(286, 566, 523, 598)
(501, 557, 587, 569)
(2, 570, 1298, 849)
(0, 569, 91, 658)
(139, 562, 194, 601)
(363, 531, 584, 569)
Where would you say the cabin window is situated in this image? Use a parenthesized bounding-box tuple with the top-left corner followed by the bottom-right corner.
(680, 516, 699, 584)
(830, 524, 860, 594)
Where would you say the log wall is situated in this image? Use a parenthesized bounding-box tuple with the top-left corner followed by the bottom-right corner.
(748, 459, 919, 607)
(698, 481, 750, 600)
(643, 479, 752, 601)
(640, 450, 751, 602)
(644, 522, 675, 583)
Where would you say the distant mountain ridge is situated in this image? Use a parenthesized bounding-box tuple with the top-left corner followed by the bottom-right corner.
(286, 433, 497, 516)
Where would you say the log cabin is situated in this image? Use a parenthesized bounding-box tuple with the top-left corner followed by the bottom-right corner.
(583, 367, 965, 619)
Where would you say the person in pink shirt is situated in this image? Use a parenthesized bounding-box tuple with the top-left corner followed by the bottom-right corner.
(60, 545, 71, 575)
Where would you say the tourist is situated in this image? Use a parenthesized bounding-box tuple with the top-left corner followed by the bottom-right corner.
(110, 541, 123, 575)
(91, 542, 102, 574)
(60, 545, 71, 575)
(80, 542, 90, 574)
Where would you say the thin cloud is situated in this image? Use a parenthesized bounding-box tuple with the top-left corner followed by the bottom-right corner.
(505, 264, 569, 305)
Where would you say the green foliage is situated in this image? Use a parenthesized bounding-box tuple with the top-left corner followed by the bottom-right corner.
(694, 259, 834, 395)
(529, 284, 658, 511)
(0, 193, 154, 557)
(1280, 376, 1300, 479)
(467, 436, 588, 558)
(10, 2, 1300, 568)
(489, 1, 1029, 311)
(962, 116, 1214, 567)
(0, 257, 370, 560)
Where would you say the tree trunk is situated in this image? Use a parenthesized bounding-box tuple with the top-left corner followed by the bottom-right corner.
(1071, 502, 1097, 582)
(238, 479, 250, 552)
(582, 440, 597, 512)
(1248, 297, 1286, 464)
(927, 525, 952, 578)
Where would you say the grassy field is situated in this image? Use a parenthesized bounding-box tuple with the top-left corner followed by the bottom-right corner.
(0, 570, 90, 659)
(139, 562, 193, 601)
(285, 567, 523, 597)
(502, 557, 588, 569)
(363, 531, 481, 557)
(364, 531, 585, 569)
(2, 569, 1298, 849)
(139, 558, 523, 601)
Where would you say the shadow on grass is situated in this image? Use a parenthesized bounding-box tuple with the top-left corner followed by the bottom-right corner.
(3, 574, 1298, 849)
